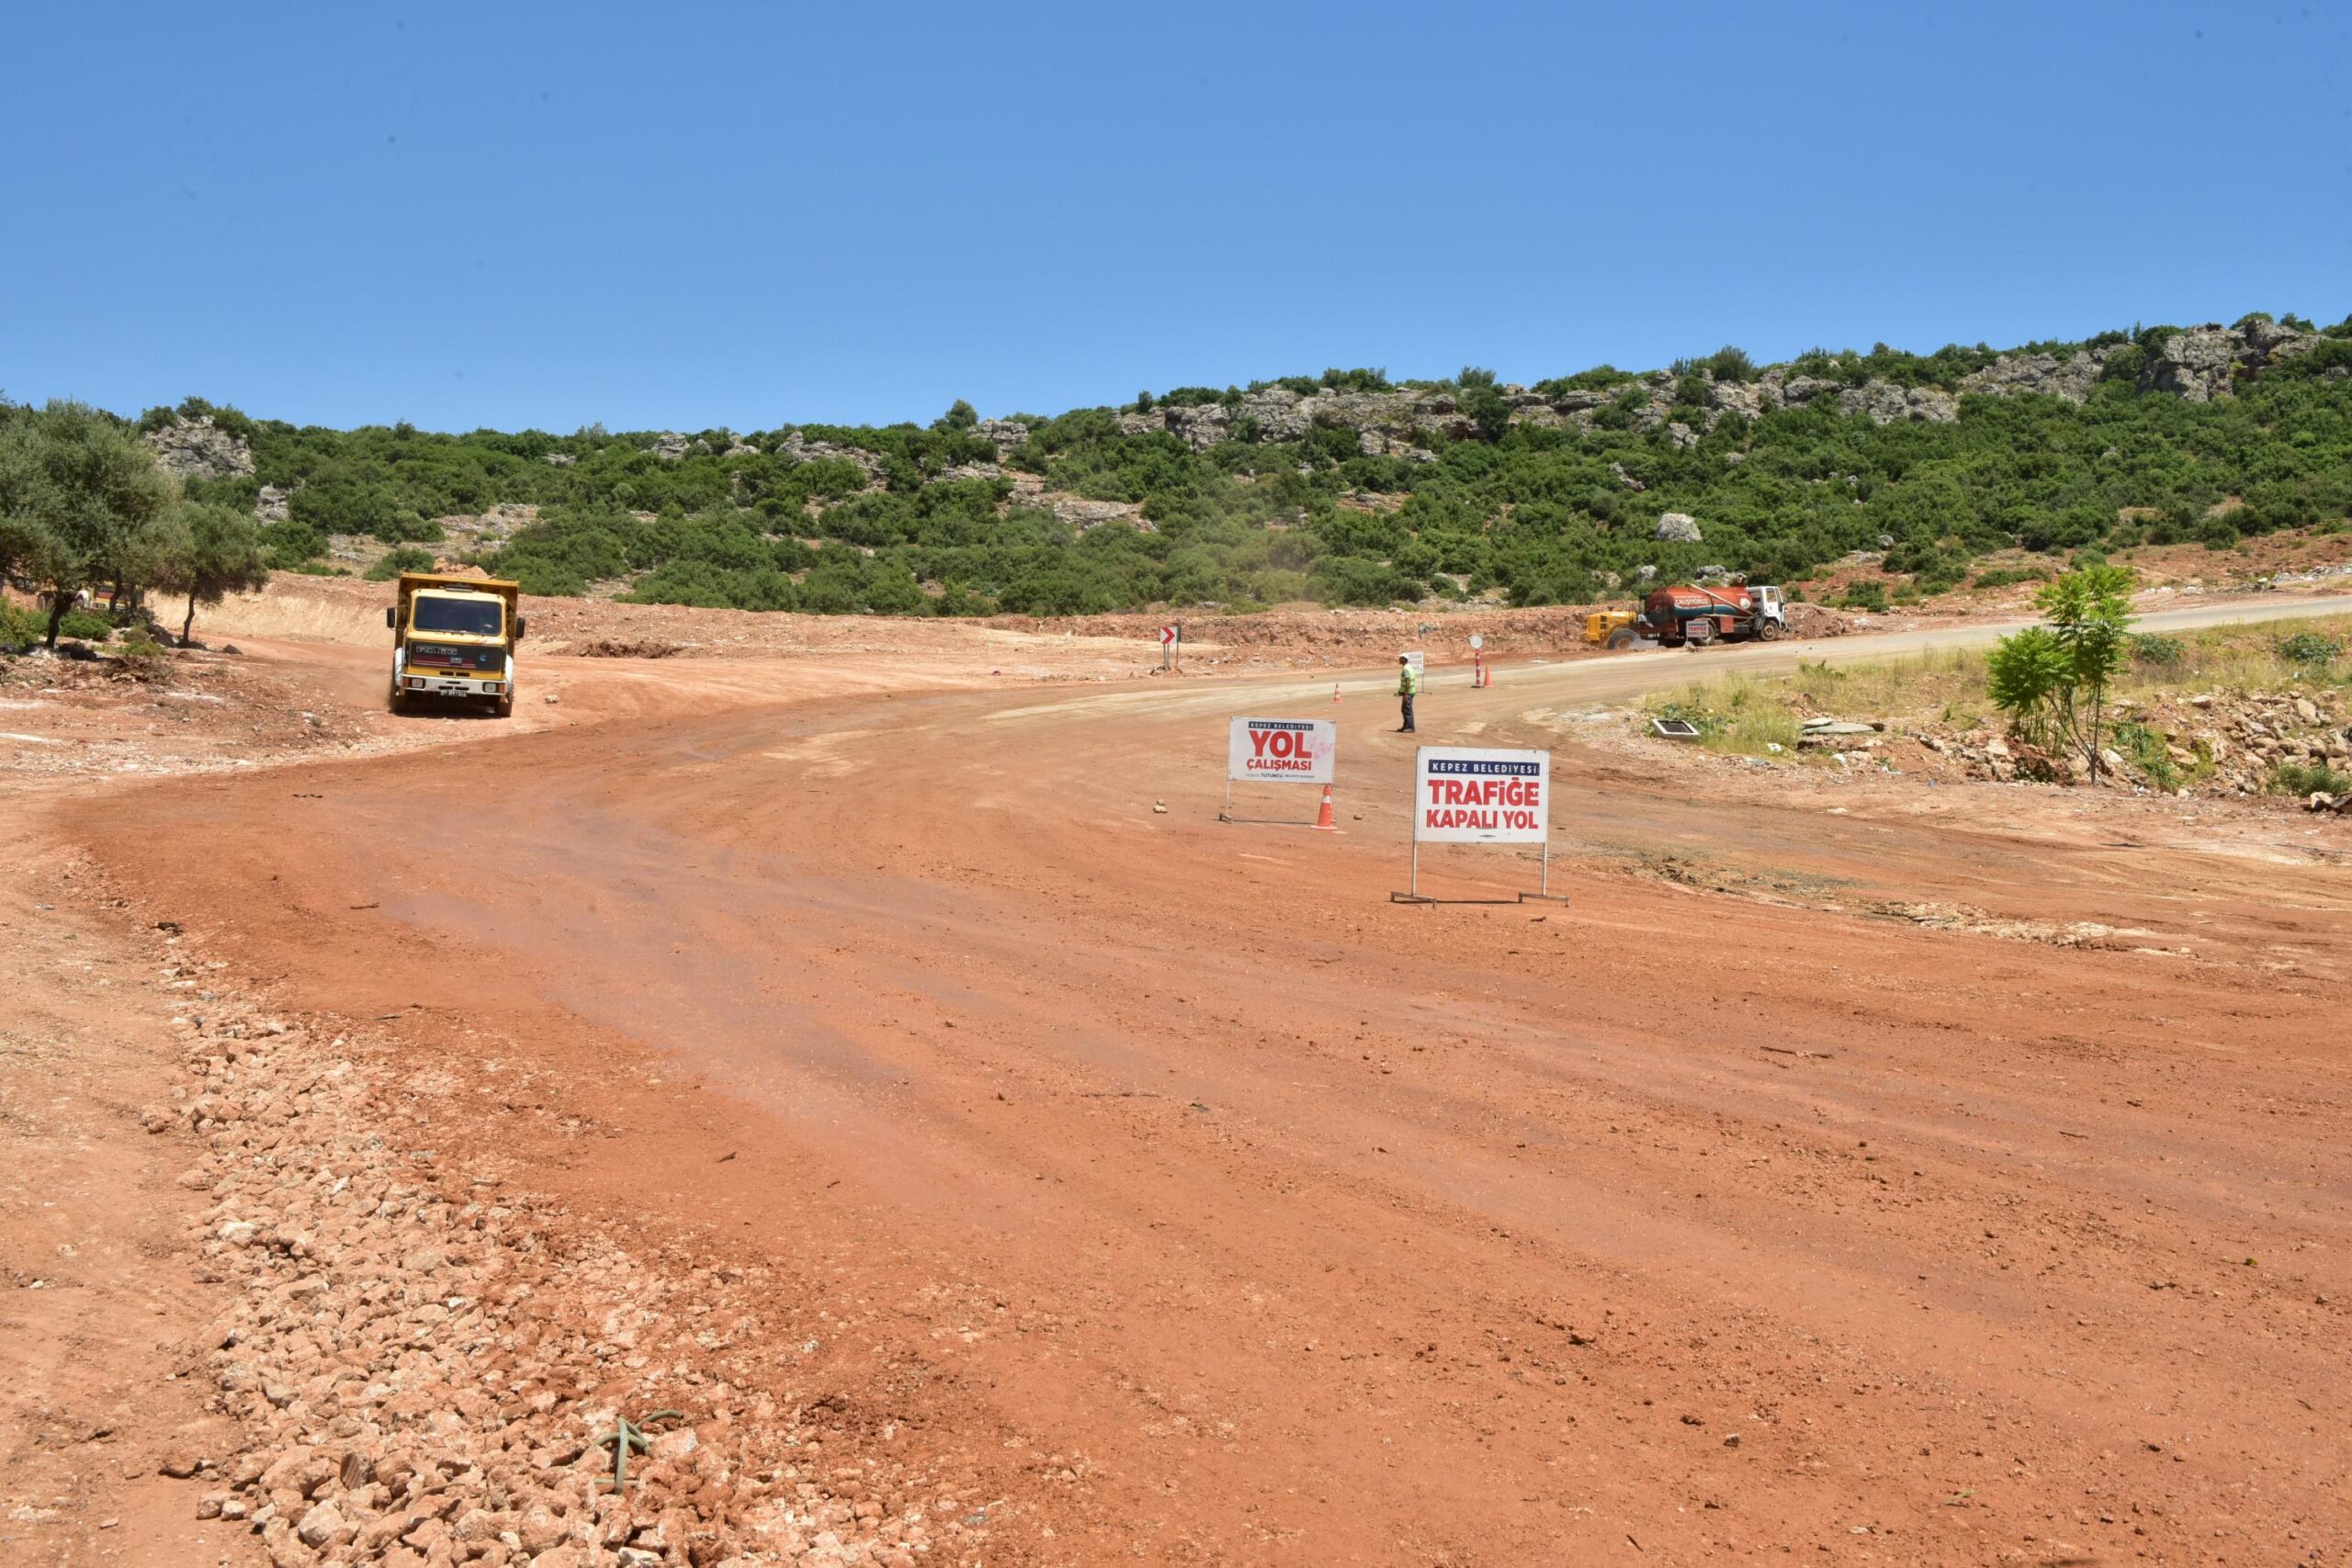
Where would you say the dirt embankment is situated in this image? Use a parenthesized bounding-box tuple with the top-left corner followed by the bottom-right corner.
(192, 574, 1871, 671)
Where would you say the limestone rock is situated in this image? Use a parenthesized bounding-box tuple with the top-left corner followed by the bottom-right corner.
(144, 416, 254, 481)
(1960, 351, 2103, 403)
(975, 419, 1028, 453)
(2143, 319, 2319, 402)
(778, 432, 885, 482)
(1238, 388, 1312, 442)
(1839, 380, 1958, 425)
(1042, 496, 1146, 532)
(1704, 378, 1766, 420)
(1163, 403, 1231, 451)
(2145, 328, 2242, 402)
(297, 1500, 353, 1550)
(1546, 389, 1618, 415)
(1775, 375, 1840, 407)
(1652, 513, 1703, 544)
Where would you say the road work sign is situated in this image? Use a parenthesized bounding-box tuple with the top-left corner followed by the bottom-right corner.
(1413, 747, 1549, 843)
(1395, 746, 1566, 904)
(1227, 716, 1336, 784)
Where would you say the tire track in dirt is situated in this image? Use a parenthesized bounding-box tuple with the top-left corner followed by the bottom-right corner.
(52, 655, 2352, 1566)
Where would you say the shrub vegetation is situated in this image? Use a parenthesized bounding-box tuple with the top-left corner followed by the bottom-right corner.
(12, 316, 2352, 622)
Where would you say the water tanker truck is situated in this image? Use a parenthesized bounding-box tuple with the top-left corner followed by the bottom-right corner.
(1634, 582, 1788, 648)
(385, 573, 526, 716)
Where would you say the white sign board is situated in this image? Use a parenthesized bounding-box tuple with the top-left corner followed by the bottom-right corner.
(1413, 747, 1550, 843)
(1227, 716, 1337, 784)
(1469, 634, 1484, 651)
(1401, 650, 1425, 674)
(1159, 625, 1180, 646)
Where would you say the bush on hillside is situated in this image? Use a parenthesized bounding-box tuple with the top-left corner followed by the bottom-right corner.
(52, 310, 2352, 617)
(365, 547, 437, 581)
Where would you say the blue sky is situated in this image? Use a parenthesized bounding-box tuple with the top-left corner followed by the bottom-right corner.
(4, 1, 2346, 433)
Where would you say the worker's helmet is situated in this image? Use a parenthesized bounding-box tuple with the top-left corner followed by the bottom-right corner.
(1398, 654, 1409, 661)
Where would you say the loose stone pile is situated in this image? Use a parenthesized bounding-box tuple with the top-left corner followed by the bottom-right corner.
(138, 931, 1000, 1566)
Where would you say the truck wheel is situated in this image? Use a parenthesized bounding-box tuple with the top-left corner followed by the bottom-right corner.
(494, 694, 514, 718)
(1605, 628, 1638, 650)
(1686, 620, 1714, 647)
(1758, 619, 1785, 641)
(388, 684, 408, 716)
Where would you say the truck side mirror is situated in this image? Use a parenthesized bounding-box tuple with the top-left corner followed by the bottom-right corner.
(514, 616, 526, 640)
(384, 607, 395, 629)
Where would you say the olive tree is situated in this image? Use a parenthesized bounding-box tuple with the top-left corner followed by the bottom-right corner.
(148, 500, 270, 645)
(0, 401, 173, 647)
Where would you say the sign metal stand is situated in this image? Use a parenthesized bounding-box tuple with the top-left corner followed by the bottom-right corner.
(1390, 745, 1570, 907)
(1219, 716, 1337, 828)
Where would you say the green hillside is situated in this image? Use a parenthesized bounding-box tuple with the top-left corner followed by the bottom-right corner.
(153, 311, 2352, 615)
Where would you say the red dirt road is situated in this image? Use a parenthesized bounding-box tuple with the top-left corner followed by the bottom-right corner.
(56, 627, 2352, 1565)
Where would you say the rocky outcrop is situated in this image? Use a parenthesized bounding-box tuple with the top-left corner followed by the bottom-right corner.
(2142, 320, 2318, 402)
(777, 431, 886, 482)
(1705, 379, 1767, 420)
(651, 431, 692, 461)
(2143, 328, 2242, 402)
(1960, 350, 2105, 402)
(144, 416, 254, 481)
(1770, 374, 1841, 408)
(1041, 495, 1148, 531)
(1839, 381, 1959, 425)
(1101, 317, 2330, 463)
(1163, 403, 1232, 451)
(255, 486, 290, 524)
(976, 418, 1028, 453)
(1239, 388, 1314, 442)
(1652, 513, 1703, 543)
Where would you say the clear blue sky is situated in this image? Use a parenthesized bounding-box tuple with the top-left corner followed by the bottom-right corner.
(5, 1, 2346, 434)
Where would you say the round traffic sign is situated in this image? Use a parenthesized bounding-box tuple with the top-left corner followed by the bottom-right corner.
(1469, 633, 1485, 650)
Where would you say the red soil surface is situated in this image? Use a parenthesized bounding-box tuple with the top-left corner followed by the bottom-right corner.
(9, 588, 2351, 1566)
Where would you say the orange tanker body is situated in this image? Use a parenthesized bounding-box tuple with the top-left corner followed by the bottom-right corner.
(1634, 581, 1789, 648)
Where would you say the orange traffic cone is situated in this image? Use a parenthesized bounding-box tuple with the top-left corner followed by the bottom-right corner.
(1312, 785, 1339, 831)
(1332, 682, 1341, 704)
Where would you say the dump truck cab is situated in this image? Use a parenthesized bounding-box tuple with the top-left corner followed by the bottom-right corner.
(385, 573, 525, 716)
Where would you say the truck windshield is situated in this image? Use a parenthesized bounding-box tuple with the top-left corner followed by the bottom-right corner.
(413, 597, 503, 637)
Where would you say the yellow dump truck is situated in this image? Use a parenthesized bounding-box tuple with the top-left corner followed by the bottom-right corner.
(385, 573, 526, 716)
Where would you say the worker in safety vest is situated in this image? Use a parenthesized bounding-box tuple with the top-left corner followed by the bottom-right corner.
(1396, 654, 1420, 733)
